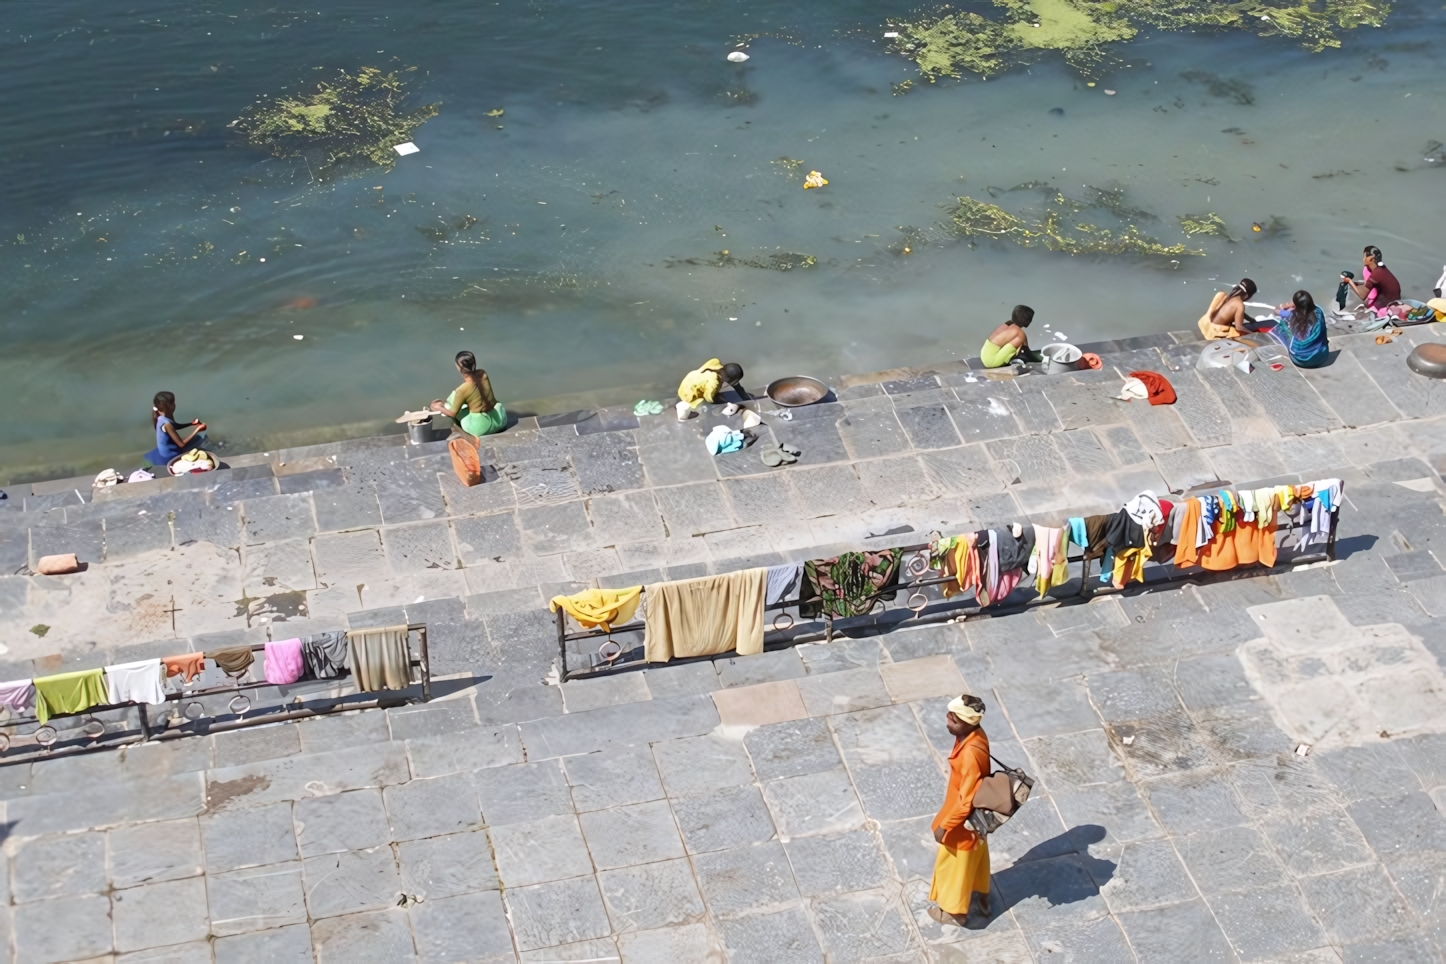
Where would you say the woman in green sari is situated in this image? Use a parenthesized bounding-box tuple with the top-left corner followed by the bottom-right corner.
(430, 350, 508, 438)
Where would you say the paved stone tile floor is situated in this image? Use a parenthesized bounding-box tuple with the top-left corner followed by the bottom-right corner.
(0, 326, 1445, 961)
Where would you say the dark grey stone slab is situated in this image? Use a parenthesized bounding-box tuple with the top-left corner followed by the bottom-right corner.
(201, 801, 298, 874)
(241, 492, 316, 544)
(744, 718, 842, 781)
(890, 403, 959, 450)
(505, 875, 611, 952)
(210, 475, 281, 503)
(213, 922, 313, 964)
(373, 460, 448, 525)
(835, 409, 910, 460)
(30, 517, 105, 564)
(206, 861, 309, 937)
(784, 829, 891, 897)
(310, 907, 418, 962)
(11, 832, 107, 901)
(1353, 345, 1446, 419)
(568, 433, 646, 496)
(518, 501, 596, 555)
(453, 512, 522, 566)
(940, 392, 1026, 446)
(411, 890, 514, 964)
(578, 800, 685, 870)
(470, 760, 571, 829)
(384, 772, 484, 842)
(276, 467, 346, 495)
(635, 418, 717, 487)
(586, 490, 665, 547)
(770, 416, 850, 466)
(718, 906, 824, 964)
(715, 649, 805, 688)
(1177, 824, 1290, 896)
(654, 733, 756, 795)
(919, 445, 1002, 495)
(811, 891, 917, 961)
(302, 847, 404, 919)
(112, 875, 211, 953)
(313, 481, 384, 532)
(1229, 364, 1345, 436)
(1298, 863, 1418, 944)
(671, 785, 777, 854)
(12, 894, 113, 962)
(104, 509, 174, 559)
(1116, 899, 1237, 962)
(1347, 791, 1446, 860)
(1209, 884, 1331, 961)
(694, 841, 798, 916)
(523, 693, 720, 763)
(985, 434, 1069, 485)
(382, 520, 458, 573)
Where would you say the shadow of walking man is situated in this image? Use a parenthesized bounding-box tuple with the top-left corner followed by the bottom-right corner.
(981, 825, 1116, 929)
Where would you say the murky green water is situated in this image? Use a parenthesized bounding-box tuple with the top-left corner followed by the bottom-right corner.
(2, 0, 1443, 482)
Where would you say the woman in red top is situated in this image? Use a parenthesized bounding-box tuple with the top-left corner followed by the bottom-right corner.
(929, 694, 993, 923)
(1342, 246, 1401, 311)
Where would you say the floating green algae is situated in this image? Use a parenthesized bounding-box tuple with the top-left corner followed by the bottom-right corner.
(1179, 212, 1228, 236)
(888, 0, 1389, 82)
(665, 250, 818, 271)
(947, 193, 1204, 259)
(230, 67, 439, 173)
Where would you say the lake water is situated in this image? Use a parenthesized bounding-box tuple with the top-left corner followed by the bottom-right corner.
(2, 0, 1443, 482)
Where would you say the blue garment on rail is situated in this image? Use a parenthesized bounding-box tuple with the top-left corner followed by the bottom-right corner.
(1067, 517, 1088, 548)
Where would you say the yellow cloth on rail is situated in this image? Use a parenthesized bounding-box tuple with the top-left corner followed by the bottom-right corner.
(677, 358, 724, 409)
(550, 587, 642, 632)
(644, 569, 765, 662)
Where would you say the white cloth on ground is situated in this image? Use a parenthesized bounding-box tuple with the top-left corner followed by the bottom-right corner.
(103, 659, 168, 705)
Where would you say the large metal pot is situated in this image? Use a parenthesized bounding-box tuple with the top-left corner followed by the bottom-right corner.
(766, 375, 831, 407)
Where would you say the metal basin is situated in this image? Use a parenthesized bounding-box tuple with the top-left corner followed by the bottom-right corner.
(766, 375, 830, 407)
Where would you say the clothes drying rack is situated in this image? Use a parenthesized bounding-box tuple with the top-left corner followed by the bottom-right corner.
(0, 624, 432, 765)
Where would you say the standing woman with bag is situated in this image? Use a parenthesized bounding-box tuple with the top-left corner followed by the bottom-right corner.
(430, 351, 507, 439)
(929, 694, 993, 924)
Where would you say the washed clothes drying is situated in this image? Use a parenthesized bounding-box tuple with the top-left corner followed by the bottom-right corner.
(347, 626, 413, 691)
(0, 679, 36, 714)
(765, 564, 803, 607)
(802, 551, 902, 618)
(163, 653, 205, 683)
(33, 669, 108, 724)
(263, 639, 305, 685)
(550, 587, 643, 631)
(209, 646, 255, 676)
(103, 659, 168, 705)
(644, 569, 766, 662)
(301, 631, 350, 679)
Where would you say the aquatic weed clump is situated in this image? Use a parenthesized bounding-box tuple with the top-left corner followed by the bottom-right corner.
(1178, 212, 1228, 236)
(947, 193, 1204, 259)
(230, 67, 439, 173)
(889, 0, 1389, 82)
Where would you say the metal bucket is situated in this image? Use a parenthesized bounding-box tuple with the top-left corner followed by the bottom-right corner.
(1039, 343, 1082, 374)
(765, 375, 831, 407)
(408, 417, 439, 444)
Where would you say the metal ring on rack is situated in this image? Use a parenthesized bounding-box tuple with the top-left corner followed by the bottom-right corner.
(34, 726, 57, 747)
(907, 553, 931, 577)
(183, 702, 205, 721)
(869, 597, 887, 615)
(598, 639, 623, 664)
(0, 733, 10, 753)
(82, 720, 106, 739)
(772, 612, 795, 632)
(229, 695, 251, 715)
(907, 591, 929, 613)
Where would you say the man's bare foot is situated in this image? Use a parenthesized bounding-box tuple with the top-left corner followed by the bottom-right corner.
(977, 893, 992, 917)
(928, 905, 962, 926)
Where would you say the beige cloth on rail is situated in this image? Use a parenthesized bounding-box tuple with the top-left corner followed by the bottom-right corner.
(346, 625, 412, 691)
(644, 569, 766, 663)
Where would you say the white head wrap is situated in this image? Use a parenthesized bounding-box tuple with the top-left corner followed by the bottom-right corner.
(947, 696, 983, 725)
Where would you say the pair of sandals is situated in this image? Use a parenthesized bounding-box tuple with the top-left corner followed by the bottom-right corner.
(760, 442, 801, 467)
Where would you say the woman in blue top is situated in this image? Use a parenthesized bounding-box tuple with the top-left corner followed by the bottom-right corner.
(150, 391, 206, 462)
(1270, 290, 1330, 368)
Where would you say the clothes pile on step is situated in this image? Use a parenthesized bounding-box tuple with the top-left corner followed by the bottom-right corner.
(928, 481, 1343, 603)
(0, 627, 414, 725)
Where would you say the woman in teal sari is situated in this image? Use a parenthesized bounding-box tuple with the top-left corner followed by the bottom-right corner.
(430, 351, 507, 437)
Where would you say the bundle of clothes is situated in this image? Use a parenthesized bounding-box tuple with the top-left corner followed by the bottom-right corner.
(928, 481, 1342, 603)
(0, 628, 413, 724)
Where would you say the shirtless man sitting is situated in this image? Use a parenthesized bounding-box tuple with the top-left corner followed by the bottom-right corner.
(981, 305, 1042, 368)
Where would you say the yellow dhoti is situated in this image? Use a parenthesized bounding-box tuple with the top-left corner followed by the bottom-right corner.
(929, 836, 991, 915)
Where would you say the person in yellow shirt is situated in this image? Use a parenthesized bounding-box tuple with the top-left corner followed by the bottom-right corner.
(678, 359, 747, 409)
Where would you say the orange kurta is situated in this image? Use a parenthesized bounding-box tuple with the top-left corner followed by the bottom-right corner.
(929, 729, 992, 914)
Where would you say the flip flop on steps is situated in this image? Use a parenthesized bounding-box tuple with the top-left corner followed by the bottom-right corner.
(760, 444, 800, 467)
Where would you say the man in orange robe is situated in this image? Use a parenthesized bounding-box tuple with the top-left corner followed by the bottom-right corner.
(928, 694, 992, 924)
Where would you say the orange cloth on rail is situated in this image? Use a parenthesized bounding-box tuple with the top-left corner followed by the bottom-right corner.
(1173, 498, 1203, 568)
(930, 729, 992, 915)
(162, 653, 205, 682)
